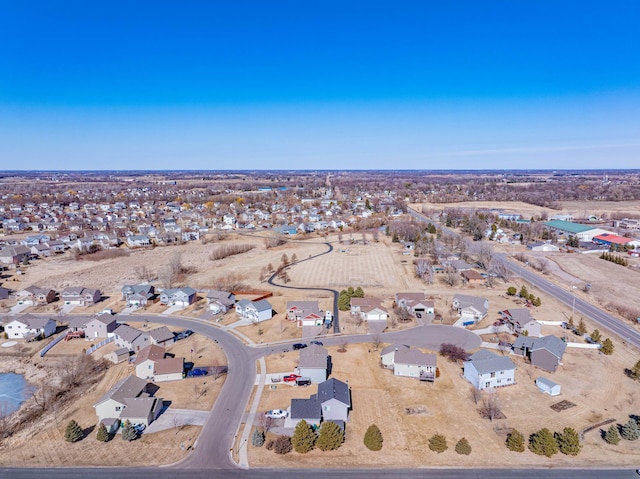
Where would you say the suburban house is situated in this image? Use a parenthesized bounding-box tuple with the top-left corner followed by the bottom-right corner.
(297, 344, 330, 383)
(501, 309, 542, 337)
(349, 297, 389, 321)
(512, 335, 567, 372)
(94, 375, 163, 428)
(148, 326, 175, 347)
(286, 301, 324, 327)
(126, 234, 151, 248)
(463, 349, 516, 390)
(235, 299, 273, 323)
(121, 284, 156, 307)
(0, 245, 31, 265)
(527, 241, 560, 252)
(5, 316, 57, 340)
(461, 269, 485, 284)
(395, 292, 435, 316)
(289, 378, 351, 430)
(380, 344, 437, 381)
(0, 286, 9, 300)
(113, 324, 151, 352)
(84, 315, 118, 338)
(452, 294, 489, 323)
(60, 287, 102, 306)
(15, 285, 56, 305)
(134, 344, 184, 382)
(206, 290, 236, 314)
(159, 287, 197, 307)
(536, 377, 561, 396)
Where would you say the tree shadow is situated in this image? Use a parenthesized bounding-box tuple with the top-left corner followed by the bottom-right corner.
(82, 424, 95, 440)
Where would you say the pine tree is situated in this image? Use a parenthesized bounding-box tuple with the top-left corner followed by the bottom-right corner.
(555, 427, 582, 455)
(506, 287, 517, 296)
(64, 419, 83, 443)
(567, 317, 575, 330)
(354, 287, 365, 298)
(506, 429, 525, 452)
(577, 318, 587, 336)
(455, 437, 472, 455)
(519, 285, 528, 298)
(428, 433, 448, 453)
(601, 338, 614, 355)
(604, 424, 621, 445)
(631, 360, 640, 380)
(529, 428, 558, 457)
(316, 421, 344, 451)
(96, 422, 110, 442)
(590, 329, 602, 344)
(121, 420, 137, 441)
(292, 420, 316, 453)
(621, 419, 640, 441)
(338, 292, 351, 311)
(363, 424, 383, 451)
(251, 428, 265, 447)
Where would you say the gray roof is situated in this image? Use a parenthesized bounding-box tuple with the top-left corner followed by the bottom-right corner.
(317, 378, 350, 407)
(465, 350, 515, 375)
(290, 397, 321, 420)
(122, 397, 159, 419)
(503, 309, 535, 326)
(531, 335, 567, 359)
(94, 375, 149, 406)
(253, 299, 272, 312)
(394, 346, 437, 368)
(114, 324, 145, 343)
(148, 326, 174, 343)
(536, 377, 560, 388)
(299, 345, 329, 368)
(453, 294, 488, 313)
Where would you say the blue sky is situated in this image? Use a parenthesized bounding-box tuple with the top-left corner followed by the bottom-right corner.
(1, 1, 639, 170)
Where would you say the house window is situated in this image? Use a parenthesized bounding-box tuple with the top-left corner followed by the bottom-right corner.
(115, 406, 121, 411)
(490, 372, 496, 378)
(497, 379, 501, 384)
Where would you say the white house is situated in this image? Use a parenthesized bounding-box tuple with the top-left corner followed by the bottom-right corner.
(5, 316, 56, 340)
(235, 299, 273, 322)
(380, 344, 436, 381)
(452, 294, 489, 323)
(159, 287, 197, 306)
(286, 301, 323, 327)
(350, 297, 389, 321)
(463, 350, 516, 390)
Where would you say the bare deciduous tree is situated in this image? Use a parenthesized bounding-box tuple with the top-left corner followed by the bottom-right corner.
(442, 266, 459, 287)
(481, 390, 501, 422)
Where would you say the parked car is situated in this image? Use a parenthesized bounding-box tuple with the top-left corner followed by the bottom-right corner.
(295, 377, 311, 386)
(265, 409, 289, 419)
(187, 368, 208, 377)
(310, 340, 323, 346)
(133, 423, 146, 434)
(292, 343, 307, 350)
(283, 374, 301, 382)
(175, 329, 195, 340)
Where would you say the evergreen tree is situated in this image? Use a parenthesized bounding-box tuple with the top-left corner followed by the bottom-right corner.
(363, 424, 383, 451)
(121, 420, 137, 441)
(251, 428, 265, 447)
(428, 433, 448, 453)
(96, 422, 110, 442)
(601, 338, 614, 355)
(506, 287, 517, 296)
(532, 296, 542, 307)
(354, 287, 365, 298)
(630, 359, 640, 380)
(577, 318, 587, 335)
(555, 427, 582, 455)
(529, 428, 558, 457)
(567, 317, 575, 330)
(338, 292, 351, 311)
(604, 424, 621, 445)
(621, 419, 640, 441)
(292, 420, 316, 453)
(590, 329, 602, 344)
(455, 437, 472, 455)
(506, 429, 525, 452)
(519, 285, 529, 298)
(64, 419, 83, 443)
(316, 421, 344, 451)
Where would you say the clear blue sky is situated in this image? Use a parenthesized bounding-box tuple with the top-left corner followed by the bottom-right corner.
(1, 1, 639, 170)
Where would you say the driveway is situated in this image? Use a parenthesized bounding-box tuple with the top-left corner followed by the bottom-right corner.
(9, 303, 30, 315)
(161, 304, 186, 316)
(144, 408, 210, 434)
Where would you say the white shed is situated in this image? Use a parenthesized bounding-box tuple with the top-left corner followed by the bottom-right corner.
(536, 377, 561, 396)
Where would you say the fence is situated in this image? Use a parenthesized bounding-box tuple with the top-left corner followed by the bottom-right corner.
(86, 336, 114, 355)
(39, 333, 67, 357)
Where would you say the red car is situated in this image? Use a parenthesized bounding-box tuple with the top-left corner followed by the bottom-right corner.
(283, 374, 301, 383)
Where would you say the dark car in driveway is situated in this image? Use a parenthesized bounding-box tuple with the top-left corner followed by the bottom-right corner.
(186, 368, 208, 377)
(292, 343, 307, 350)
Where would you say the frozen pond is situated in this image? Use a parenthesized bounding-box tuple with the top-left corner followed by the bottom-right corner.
(0, 373, 33, 416)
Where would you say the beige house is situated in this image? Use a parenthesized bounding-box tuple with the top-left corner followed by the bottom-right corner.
(93, 375, 163, 427)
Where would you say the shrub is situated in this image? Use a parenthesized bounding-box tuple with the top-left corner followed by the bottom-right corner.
(428, 433, 448, 453)
(506, 286, 517, 296)
(273, 435, 292, 455)
(251, 428, 265, 447)
(455, 437, 472, 455)
(506, 429, 525, 452)
(265, 440, 274, 450)
(292, 420, 316, 453)
(209, 243, 255, 261)
(316, 421, 344, 451)
(64, 419, 83, 443)
(439, 343, 469, 362)
(604, 424, 621, 445)
(363, 424, 383, 451)
(529, 428, 558, 457)
(121, 420, 137, 441)
(96, 423, 110, 442)
(555, 427, 582, 455)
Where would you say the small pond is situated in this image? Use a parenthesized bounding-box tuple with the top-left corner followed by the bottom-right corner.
(0, 373, 34, 416)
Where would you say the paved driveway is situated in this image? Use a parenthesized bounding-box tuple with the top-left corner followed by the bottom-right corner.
(144, 408, 210, 434)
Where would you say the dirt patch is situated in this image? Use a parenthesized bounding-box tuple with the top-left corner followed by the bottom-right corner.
(551, 400, 577, 413)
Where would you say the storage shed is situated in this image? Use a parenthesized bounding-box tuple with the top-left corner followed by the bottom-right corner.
(536, 377, 561, 396)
